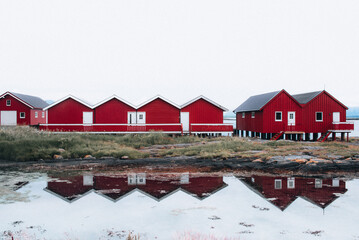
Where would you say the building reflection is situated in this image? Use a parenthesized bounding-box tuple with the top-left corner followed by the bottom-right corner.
(44, 173, 228, 203)
(240, 175, 347, 210)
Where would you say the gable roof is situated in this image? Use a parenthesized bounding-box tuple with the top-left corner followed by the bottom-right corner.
(137, 95, 180, 109)
(292, 91, 322, 104)
(181, 95, 228, 111)
(233, 90, 281, 113)
(0, 91, 49, 109)
(44, 95, 93, 110)
(92, 95, 136, 109)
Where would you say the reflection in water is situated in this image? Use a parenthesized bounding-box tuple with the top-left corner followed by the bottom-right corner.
(2, 171, 358, 240)
(44, 173, 228, 202)
(240, 176, 347, 210)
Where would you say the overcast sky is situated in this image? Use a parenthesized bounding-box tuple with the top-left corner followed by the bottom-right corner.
(1, 0, 358, 110)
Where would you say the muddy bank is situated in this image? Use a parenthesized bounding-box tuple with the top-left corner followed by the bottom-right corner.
(1, 154, 359, 175)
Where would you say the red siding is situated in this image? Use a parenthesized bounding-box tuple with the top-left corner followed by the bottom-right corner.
(236, 91, 302, 133)
(94, 98, 135, 124)
(137, 98, 180, 124)
(30, 110, 46, 125)
(262, 92, 302, 133)
(301, 92, 347, 133)
(181, 99, 223, 124)
(47, 98, 93, 124)
(0, 95, 31, 125)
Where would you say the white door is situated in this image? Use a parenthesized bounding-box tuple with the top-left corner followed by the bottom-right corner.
(288, 112, 295, 125)
(127, 112, 137, 124)
(180, 112, 190, 132)
(137, 112, 146, 124)
(0, 111, 17, 126)
(83, 112, 93, 125)
(333, 112, 340, 122)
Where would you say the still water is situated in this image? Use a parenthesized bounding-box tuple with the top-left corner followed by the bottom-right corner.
(1, 171, 359, 240)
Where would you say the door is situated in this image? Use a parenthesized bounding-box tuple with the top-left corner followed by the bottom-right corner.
(288, 112, 295, 125)
(0, 111, 17, 126)
(180, 112, 190, 132)
(83, 112, 93, 125)
(137, 112, 146, 124)
(127, 112, 137, 124)
(333, 112, 340, 122)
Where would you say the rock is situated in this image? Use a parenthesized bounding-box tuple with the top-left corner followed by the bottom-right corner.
(293, 159, 307, 164)
(58, 148, 66, 153)
(84, 155, 95, 160)
(252, 159, 263, 163)
(53, 154, 63, 160)
(121, 155, 129, 160)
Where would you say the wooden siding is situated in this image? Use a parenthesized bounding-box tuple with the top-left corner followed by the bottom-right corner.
(181, 98, 223, 124)
(94, 98, 135, 124)
(137, 98, 180, 124)
(262, 91, 302, 133)
(236, 111, 264, 132)
(47, 98, 93, 124)
(30, 109, 46, 125)
(301, 91, 347, 133)
(0, 95, 31, 125)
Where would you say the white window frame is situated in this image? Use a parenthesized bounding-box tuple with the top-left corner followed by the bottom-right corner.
(275, 111, 282, 122)
(42, 112, 45, 118)
(20, 112, 25, 119)
(274, 179, 282, 189)
(315, 179, 322, 188)
(242, 112, 245, 118)
(287, 178, 295, 189)
(251, 112, 255, 118)
(332, 179, 340, 187)
(6, 100, 11, 106)
(35, 112, 38, 118)
(316, 112, 323, 122)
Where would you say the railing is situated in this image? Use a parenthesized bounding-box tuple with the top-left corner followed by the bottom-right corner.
(39, 123, 183, 133)
(190, 123, 233, 133)
(331, 122, 354, 131)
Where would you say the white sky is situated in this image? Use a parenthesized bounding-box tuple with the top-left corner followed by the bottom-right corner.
(1, 0, 359, 110)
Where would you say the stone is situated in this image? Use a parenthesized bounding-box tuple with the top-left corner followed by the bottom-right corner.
(252, 159, 263, 163)
(53, 154, 63, 160)
(84, 155, 95, 160)
(58, 148, 66, 153)
(121, 155, 129, 160)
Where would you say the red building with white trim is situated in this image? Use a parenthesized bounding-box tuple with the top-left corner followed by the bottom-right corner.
(181, 95, 233, 135)
(0, 91, 48, 126)
(234, 90, 353, 141)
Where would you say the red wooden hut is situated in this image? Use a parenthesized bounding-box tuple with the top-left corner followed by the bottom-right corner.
(292, 90, 353, 141)
(181, 95, 233, 135)
(91, 95, 137, 132)
(135, 95, 182, 134)
(0, 91, 48, 126)
(234, 90, 303, 140)
(41, 95, 94, 132)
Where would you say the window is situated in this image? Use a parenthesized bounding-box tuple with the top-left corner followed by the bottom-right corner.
(287, 178, 295, 189)
(180, 173, 189, 184)
(6, 100, 11, 106)
(316, 112, 323, 122)
(251, 112, 255, 118)
(274, 179, 282, 189)
(242, 113, 245, 118)
(315, 179, 322, 188)
(42, 112, 45, 118)
(83, 175, 93, 186)
(275, 112, 282, 121)
(139, 114, 143, 120)
(35, 112, 38, 118)
(20, 112, 25, 118)
(332, 179, 339, 187)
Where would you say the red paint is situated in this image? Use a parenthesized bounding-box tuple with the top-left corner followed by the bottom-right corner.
(137, 98, 180, 124)
(236, 90, 302, 133)
(300, 91, 349, 133)
(181, 98, 224, 124)
(94, 98, 135, 124)
(47, 98, 92, 124)
(0, 95, 31, 125)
